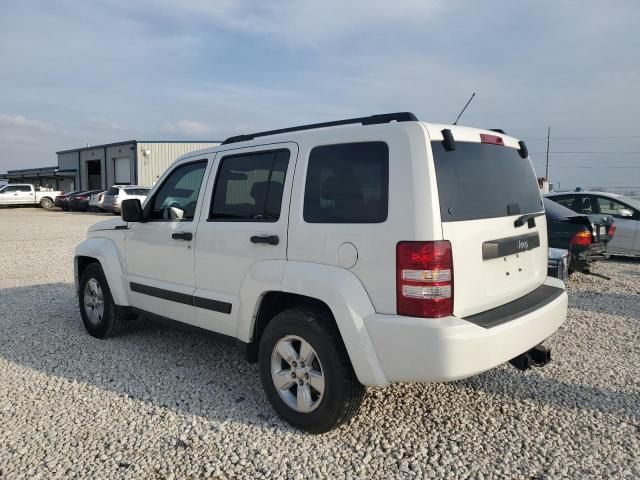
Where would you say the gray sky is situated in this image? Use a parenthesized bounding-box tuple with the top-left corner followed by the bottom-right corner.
(1, 0, 639, 192)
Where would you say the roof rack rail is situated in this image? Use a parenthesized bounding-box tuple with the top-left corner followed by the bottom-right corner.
(489, 128, 507, 134)
(222, 112, 418, 145)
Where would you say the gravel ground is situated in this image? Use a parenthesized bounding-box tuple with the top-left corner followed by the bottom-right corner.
(1, 208, 639, 479)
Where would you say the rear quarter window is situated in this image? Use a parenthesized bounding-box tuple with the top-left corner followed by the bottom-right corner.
(432, 141, 543, 222)
(303, 142, 389, 223)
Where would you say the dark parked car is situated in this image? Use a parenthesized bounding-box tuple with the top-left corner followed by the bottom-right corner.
(547, 191, 638, 257)
(54, 190, 82, 210)
(544, 198, 611, 274)
(68, 190, 102, 211)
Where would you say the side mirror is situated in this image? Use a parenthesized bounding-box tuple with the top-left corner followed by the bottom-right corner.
(121, 198, 144, 222)
(617, 208, 633, 218)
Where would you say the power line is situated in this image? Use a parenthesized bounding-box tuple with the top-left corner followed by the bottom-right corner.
(531, 165, 639, 169)
(525, 135, 640, 141)
(575, 186, 640, 189)
(530, 151, 640, 154)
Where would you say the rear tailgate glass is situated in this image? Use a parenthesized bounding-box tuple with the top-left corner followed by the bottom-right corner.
(431, 141, 543, 222)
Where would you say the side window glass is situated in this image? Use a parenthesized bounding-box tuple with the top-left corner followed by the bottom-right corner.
(596, 197, 631, 216)
(209, 150, 290, 221)
(303, 142, 389, 223)
(150, 160, 207, 221)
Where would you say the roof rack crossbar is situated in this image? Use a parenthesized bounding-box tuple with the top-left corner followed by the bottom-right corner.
(222, 112, 418, 145)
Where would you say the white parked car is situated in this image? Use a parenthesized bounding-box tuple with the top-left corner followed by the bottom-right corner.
(0, 183, 61, 209)
(74, 113, 567, 433)
(101, 185, 150, 215)
(547, 191, 640, 257)
(88, 191, 106, 212)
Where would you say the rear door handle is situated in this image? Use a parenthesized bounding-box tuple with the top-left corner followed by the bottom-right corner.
(250, 235, 279, 245)
(171, 232, 193, 241)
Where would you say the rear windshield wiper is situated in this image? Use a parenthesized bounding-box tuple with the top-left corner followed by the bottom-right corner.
(514, 211, 545, 228)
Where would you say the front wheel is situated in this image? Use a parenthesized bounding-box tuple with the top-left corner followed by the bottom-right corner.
(39, 197, 54, 209)
(78, 263, 128, 338)
(258, 308, 365, 433)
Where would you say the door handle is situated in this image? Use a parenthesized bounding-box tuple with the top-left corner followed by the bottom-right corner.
(171, 232, 193, 241)
(250, 235, 279, 245)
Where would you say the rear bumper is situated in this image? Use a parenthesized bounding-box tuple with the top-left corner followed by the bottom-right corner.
(570, 243, 607, 272)
(363, 277, 567, 384)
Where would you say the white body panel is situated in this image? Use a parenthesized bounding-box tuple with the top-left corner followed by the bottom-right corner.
(442, 216, 548, 317)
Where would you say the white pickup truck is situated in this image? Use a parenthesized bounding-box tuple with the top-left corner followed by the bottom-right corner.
(0, 184, 61, 209)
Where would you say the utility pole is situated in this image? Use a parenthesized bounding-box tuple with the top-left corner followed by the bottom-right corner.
(545, 126, 551, 180)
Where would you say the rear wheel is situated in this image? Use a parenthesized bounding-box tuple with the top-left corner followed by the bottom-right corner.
(78, 263, 128, 338)
(39, 197, 54, 209)
(258, 308, 365, 433)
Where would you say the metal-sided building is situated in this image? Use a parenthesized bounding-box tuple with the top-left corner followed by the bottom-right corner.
(0, 166, 77, 191)
(56, 140, 220, 191)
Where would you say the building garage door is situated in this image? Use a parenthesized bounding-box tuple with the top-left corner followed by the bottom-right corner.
(114, 157, 131, 184)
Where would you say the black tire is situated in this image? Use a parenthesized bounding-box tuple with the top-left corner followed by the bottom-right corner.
(258, 308, 365, 434)
(78, 262, 128, 338)
(39, 197, 54, 209)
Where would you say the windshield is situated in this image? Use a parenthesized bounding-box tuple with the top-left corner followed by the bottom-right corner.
(431, 141, 543, 222)
(621, 195, 640, 210)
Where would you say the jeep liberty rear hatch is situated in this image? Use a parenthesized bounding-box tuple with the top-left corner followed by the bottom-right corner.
(428, 127, 546, 318)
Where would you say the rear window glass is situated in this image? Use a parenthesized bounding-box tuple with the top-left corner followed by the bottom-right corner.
(543, 197, 580, 219)
(105, 187, 117, 196)
(124, 188, 150, 195)
(304, 142, 389, 223)
(432, 141, 543, 222)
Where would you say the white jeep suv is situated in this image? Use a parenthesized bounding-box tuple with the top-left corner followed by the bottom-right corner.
(74, 113, 567, 433)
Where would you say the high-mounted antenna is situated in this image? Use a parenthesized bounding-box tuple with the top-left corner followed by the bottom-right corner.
(453, 92, 476, 125)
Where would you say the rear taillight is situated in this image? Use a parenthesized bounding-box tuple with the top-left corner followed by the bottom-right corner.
(607, 224, 616, 239)
(396, 241, 453, 318)
(570, 230, 592, 247)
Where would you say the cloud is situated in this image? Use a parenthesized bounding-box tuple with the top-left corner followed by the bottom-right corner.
(161, 120, 211, 137)
(0, 114, 58, 166)
(0, 114, 55, 149)
(0, 114, 53, 135)
(86, 117, 125, 131)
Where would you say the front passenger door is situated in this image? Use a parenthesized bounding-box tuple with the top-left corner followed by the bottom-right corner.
(592, 195, 639, 254)
(0, 186, 22, 204)
(125, 159, 209, 324)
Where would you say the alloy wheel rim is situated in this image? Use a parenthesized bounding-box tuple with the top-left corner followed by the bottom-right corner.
(83, 278, 104, 326)
(271, 335, 325, 413)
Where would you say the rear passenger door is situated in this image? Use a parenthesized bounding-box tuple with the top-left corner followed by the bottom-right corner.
(15, 185, 35, 204)
(193, 144, 297, 336)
